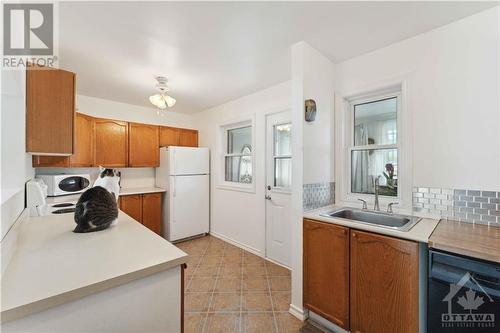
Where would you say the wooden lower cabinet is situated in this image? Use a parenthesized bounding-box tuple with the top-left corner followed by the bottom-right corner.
(119, 195, 142, 222)
(350, 230, 419, 333)
(303, 219, 420, 333)
(141, 193, 162, 234)
(119, 193, 162, 235)
(303, 219, 350, 330)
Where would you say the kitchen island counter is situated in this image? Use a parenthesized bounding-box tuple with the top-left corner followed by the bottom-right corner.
(1, 210, 187, 327)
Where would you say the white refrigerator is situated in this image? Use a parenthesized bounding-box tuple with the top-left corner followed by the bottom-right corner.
(155, 147, 210, 242)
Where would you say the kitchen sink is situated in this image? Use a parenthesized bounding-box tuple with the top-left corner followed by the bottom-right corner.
(320, 207, 421, 232)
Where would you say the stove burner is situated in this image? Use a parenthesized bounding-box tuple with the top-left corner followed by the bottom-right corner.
(52, 208, 76, 214)
(52, 203, 75, 208)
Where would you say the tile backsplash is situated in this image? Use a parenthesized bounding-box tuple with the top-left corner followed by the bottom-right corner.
(303, 182, 335, 211)
(413, 187, 500, 226)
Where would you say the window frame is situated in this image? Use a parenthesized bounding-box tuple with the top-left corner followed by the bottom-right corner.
(348, 92, 401, 199)
(335, 80, 412, 211)
(217, 117, 256, 193)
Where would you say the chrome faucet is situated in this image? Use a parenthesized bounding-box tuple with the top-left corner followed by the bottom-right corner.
(373, 176, 381, 211)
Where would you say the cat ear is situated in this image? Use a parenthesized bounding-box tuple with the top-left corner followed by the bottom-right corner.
(99, 165, 105, 172)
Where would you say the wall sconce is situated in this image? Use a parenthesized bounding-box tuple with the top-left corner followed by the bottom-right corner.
(305, 99, 317, 122)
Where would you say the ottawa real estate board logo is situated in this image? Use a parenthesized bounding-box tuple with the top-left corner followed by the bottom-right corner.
(2, 2, 58, 68)
(441, 272, 496, 330)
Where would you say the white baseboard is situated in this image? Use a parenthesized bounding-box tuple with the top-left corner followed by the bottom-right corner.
(289, 304, 307, 321)
(209, 231, 263, 257)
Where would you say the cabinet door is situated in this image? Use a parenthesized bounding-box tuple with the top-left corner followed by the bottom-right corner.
(159, 126, 180, 147)
(303, 219, 350, 330)
(120, 195, 142, 223)
(179, 129, 198, 147)
(94, 118, 128, 167)
(32, 155, 70, 168)
(70, 113, 94, 167)
(142, 193, 162, 235)
(129, 123, 159, 167)
(350, 230, 419, 333)
(26, 66, 75, 155)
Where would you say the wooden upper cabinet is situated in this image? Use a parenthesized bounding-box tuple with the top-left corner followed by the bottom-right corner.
(141, 193, 162, 235)
(94, 118, 128, 167)
(350, 230, 419, 333)
(129, 123, 159, 167)
(303, 219, 350, 330)
(119, 195, 142, 223)
(159, 126, 180, 147)
(26, 66, 75, 155)
(32, 155, 70, 168)
(179, 129, 198, 147)
(70, 113, 94, 167)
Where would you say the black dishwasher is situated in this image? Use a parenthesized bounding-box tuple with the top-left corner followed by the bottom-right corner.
(428, 249, 500, 333)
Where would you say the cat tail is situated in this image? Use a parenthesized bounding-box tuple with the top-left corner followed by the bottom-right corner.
(73, 221, 113, 233)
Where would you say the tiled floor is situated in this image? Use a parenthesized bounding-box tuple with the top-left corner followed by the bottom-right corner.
(176, 235, 305, 333)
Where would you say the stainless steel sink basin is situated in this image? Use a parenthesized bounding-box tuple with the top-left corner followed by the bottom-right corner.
(320, 207, 421, 232)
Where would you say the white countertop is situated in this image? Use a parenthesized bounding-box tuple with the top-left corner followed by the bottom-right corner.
(304, 205, 440, 243)
(1, 210, 187, 323)
(119, 187, 166, 196)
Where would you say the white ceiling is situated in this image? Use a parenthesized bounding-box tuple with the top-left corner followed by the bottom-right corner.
(59, 1, 497, 114)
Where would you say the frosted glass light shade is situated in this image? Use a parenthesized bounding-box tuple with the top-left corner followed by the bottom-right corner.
(149, 94, 175, 110)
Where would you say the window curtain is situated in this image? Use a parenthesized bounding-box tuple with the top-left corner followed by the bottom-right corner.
(352, 124, 372, 193)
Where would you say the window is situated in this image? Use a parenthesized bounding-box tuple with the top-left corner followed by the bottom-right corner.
(350, 95, 399, 197)
(224, 125, 253, 184)
(273, 123, 292, 189)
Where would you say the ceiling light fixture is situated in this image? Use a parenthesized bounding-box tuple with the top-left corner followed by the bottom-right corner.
(149, 76, 176, 114)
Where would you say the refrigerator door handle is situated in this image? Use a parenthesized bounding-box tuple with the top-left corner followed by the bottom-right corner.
(172, 177, 176, 197)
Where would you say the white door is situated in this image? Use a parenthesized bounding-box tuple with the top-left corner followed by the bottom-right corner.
(169, 174, 209, 241)
(265, 111, 292, 267)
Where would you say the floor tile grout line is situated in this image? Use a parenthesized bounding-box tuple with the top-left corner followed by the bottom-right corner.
(200, 238, 226, 333)
(188, 237, 214, 332)
(264, 258, 280, 333)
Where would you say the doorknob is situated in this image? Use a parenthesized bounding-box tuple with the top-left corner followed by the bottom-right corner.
(265, 195, 272, 200)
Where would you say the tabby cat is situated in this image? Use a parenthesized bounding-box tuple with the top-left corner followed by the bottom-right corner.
(73, 167, 121, 233)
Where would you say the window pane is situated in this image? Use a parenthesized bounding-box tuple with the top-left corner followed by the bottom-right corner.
(227, 126, 252, 154)
(274, 157, 291, 188)
(225, 156, 252, 183)
(354, 97, 397, 146)
(274, 123, 291, 156)
(351, 148, 398, 197)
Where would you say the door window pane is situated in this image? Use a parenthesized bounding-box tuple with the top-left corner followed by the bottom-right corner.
(354, 97, 397, 146)
(351, 148, 397, 197)
(274, 157, 291, 188)
(227, 126, 252, 154)
(274, 123, 291, 156)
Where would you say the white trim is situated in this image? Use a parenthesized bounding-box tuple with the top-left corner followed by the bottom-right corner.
(288, 304, 307, 321)
(209, 231, 263, 257)
(215, 115, 256, 193)
(335, 75, 413, 212)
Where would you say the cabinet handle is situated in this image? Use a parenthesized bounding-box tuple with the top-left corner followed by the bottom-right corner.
(342, 229, 347, 235)
(352, 232, 357, 238)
